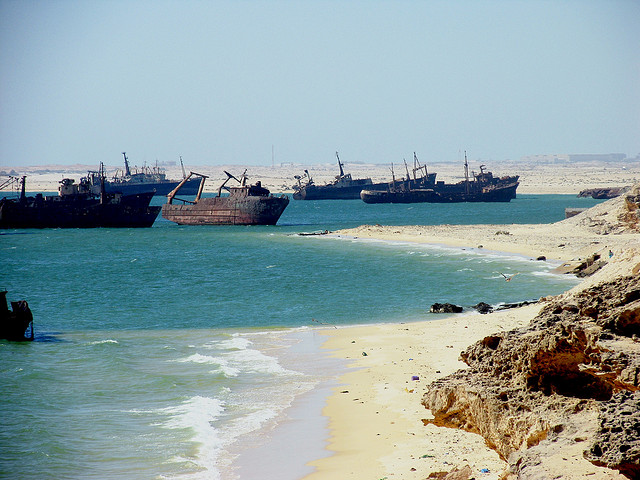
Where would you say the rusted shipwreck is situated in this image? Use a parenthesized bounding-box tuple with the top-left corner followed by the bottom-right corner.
(361, 152, 519, 204)
(1, 291, 33, 341)
(161, 171, 290, 225)
(292, 152, 387, 200)
(0, 170, 161, 229)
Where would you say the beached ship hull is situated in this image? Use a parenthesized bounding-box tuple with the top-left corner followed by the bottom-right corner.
(361, 181, 519, 204)
(0, 191, 161, 228)
(162, 196, 289, 225)
(361, 156, 519, 204)
(360, 188, 440, 204)
(293, 180, 387, 200)
(0, 175, 161, 228)
(293, 152, 386, 200)
(162, 171, 290, 225)
(432, 181, 519, 202)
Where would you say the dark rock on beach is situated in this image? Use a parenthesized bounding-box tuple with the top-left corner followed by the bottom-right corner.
(473, 302, 493, 314)
(430, 303, 463, 314)
(495, 299, 539, 311)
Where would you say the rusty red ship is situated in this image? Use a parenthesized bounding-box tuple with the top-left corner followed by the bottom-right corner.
(161, 171, 289, 225)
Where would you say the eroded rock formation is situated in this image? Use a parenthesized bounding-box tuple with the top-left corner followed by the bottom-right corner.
(423, 274, 640, 478)
(578, 187, 629, 199)
(585, 390, 640, 479)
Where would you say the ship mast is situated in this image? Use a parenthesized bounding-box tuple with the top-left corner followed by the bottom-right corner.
(464, 151, 470, 194)
(403, 159, 411, 187)
(99, 162, 106, 204)
(336, 152, 345, 177)
(390, 163, 396, 190)
(20, 176, 26, 202)
(122, 152, 131, 177)
(414, 152, 427, 179)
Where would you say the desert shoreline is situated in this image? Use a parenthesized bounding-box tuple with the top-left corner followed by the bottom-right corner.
(2, 160, 638, 196)
(301, 192, 639, 480)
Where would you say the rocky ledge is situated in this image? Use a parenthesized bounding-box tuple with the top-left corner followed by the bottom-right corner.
(422, 273, 640, 479)
(577, 186, 630, 199)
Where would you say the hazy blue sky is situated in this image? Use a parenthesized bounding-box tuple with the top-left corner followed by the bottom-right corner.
(1, 0, 638, 167)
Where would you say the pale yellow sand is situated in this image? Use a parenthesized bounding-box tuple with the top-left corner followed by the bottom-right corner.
(305, 306, 538, 480)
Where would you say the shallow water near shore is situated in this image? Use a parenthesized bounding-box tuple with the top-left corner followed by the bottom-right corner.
(1, 194, 601, 479)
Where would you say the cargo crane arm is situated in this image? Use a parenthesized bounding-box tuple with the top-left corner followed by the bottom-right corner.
(167, 172, 208, 204)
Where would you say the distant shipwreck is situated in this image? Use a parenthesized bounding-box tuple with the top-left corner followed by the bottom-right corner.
(360, 152, 519, 204)
(293, 152, 387, 200)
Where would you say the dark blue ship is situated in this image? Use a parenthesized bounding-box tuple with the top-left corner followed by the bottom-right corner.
(86, 152, 201, 196)
(360, 153, 519, 204)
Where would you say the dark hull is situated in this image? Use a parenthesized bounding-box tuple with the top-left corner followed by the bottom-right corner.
(103, 178, 201, 196)
(360, 189, 440, 204)
(0, 192, 161, 228)
(0, 298, 33, 341)
(361, 182, 519, 204)
(162, 195, 289, 225)
(294, 181, 388, 200)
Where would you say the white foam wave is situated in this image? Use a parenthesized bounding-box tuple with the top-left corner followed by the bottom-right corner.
(225, 347, 303, 376)
(89, 339, 119, 345)
(226, 407, 279, 437)
(531, 270, 578, 280)
(174, 353, 240, 377)
(176, 353, 219, 365)
(208, 335, 252, 351)
(159, 396, 226, 479)
(201, 335, 299, 376)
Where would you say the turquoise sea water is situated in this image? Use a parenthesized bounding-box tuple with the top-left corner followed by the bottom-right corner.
(1, 194, 602, 479)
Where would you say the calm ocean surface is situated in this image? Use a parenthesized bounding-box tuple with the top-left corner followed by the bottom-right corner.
(1, 194, 602, 479)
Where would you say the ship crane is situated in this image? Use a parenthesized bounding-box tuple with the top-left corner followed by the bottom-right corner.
(166, 171, 208, 204)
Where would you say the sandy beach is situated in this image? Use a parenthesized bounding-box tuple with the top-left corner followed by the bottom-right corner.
(305, 308, 538, 480)
(303, 190, 639, 480)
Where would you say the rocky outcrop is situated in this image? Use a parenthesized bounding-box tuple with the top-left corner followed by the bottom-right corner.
(430, 303, 463, 313)
(578, 187, 630, 199)
(422, 274, 640, 478)
(473, 302, 493, 314)
(563, 184, 640, 235)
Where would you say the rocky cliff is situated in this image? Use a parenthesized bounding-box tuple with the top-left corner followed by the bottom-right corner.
(423, 272, 639, 479)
